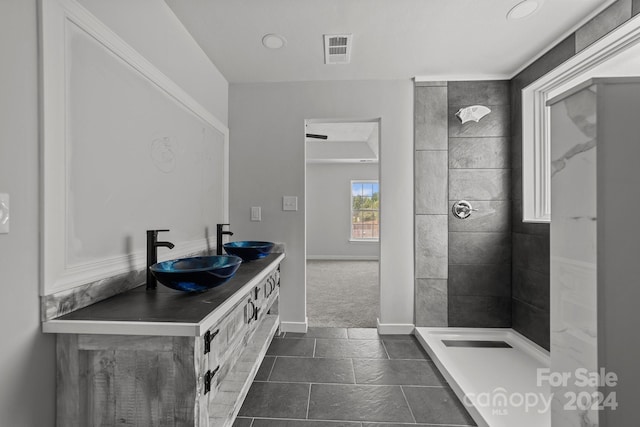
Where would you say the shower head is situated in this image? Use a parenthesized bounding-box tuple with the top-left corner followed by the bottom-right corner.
(455, 105, 491, 124)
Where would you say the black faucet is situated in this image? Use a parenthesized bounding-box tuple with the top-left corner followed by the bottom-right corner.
(146, 229, 175, 290)
(216, 224, 233, 255)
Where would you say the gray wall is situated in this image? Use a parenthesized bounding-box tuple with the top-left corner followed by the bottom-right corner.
(307, 163, 379, 259)
(0, 1, 56, 424)
(510, 0, 639, 350)
(448, 81, 512, 327)
(0, 1, 228, 423)
(229, 80, 415, 330)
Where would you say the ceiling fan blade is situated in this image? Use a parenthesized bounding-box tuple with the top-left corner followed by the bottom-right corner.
(305, 133, 328, 140)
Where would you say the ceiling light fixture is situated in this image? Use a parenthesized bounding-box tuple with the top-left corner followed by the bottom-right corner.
(262, 33, 286, 49)
(507, 0, 540, 20)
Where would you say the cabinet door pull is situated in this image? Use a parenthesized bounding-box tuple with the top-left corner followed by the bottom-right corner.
(204, 365, 220, 394)
(246, 300, 256, 324)
(203, 328, 220, 355)
(265, 276, 273, 296)
(269, 276, 276, 295)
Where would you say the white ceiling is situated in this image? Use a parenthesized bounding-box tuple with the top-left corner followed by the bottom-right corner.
(166, 0, 615, 83)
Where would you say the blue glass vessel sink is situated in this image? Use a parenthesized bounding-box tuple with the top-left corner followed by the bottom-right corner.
(149, 255, 242, 292)
(223, 241, 274, 261)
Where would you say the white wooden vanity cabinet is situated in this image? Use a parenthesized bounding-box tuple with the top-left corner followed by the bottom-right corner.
(47, 254, 283, 427)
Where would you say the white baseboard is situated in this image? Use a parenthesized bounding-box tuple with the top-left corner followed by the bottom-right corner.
(306, 255, 379, 261)
(279, 318, 308, 333)
(376, 319, 415, 335)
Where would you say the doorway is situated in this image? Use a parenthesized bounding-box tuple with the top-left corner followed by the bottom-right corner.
(304, 119, 381, 327)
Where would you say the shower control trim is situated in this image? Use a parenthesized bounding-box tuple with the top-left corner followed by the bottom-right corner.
(452, 200, 478, 219)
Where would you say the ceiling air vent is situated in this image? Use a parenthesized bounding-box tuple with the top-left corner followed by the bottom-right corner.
(324, 34, 352, 64)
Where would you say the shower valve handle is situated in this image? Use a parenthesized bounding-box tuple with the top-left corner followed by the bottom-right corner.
(452, 200, 478, 219)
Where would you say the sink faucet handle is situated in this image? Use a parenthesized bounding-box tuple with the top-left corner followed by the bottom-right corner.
(146, 229, 174, 290)
(216, 224, 233, 255)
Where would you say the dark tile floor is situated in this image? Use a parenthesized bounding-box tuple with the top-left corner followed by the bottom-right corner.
(234, 327, 476, 427)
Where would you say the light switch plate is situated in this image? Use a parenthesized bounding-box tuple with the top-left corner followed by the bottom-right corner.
(0, 193, 9, 234)
(251, 206, 261, 221)
(282, 196, 298, 211)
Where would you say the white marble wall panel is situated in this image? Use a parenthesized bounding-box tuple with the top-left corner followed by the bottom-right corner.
(549, 86, 598, 427)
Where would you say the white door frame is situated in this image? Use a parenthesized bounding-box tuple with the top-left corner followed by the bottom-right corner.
(303, 117, 382, 327)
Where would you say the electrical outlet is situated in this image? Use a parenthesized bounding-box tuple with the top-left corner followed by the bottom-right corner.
(251, 206, 261, 221)
(0, 193, 9, 234)
(282, 196, 298, 211)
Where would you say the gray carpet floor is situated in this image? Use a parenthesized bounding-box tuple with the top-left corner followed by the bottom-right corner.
(306, 260, 379, 328)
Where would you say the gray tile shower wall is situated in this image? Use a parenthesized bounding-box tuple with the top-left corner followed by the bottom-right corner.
(415, 279, 447, 327)
(509, 35, 574, 349)
(447, 80, 512, 328)
(414, 82, 449, 327)
(412, 0, 639, 346)
(509, 0, 639, 350)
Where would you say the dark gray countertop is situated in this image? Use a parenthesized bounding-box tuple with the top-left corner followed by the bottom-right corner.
(56, 253, 281, 324)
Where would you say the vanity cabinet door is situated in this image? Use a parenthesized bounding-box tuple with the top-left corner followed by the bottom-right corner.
(199, 293, 260, 410)
(57, 334, 199, 427)
(255, 267, 280, 322)
(200, 266, 280, 409)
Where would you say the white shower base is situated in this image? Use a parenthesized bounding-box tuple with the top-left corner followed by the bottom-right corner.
(415, 327, 551, 427)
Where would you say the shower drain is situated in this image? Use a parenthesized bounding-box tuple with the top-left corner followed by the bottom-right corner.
(442, 340, 512, 348)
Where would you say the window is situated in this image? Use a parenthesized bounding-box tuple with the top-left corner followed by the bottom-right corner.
(521, 12, 640, 223)
(351, 181, 379, 241)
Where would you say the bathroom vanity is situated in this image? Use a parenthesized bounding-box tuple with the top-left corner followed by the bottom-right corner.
(43, 253, 284, 427)
(37, 1, 282, 425)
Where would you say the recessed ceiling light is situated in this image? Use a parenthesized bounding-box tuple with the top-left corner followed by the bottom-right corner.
(507, 0, 540, 20)
(262, 33, 286, 49)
